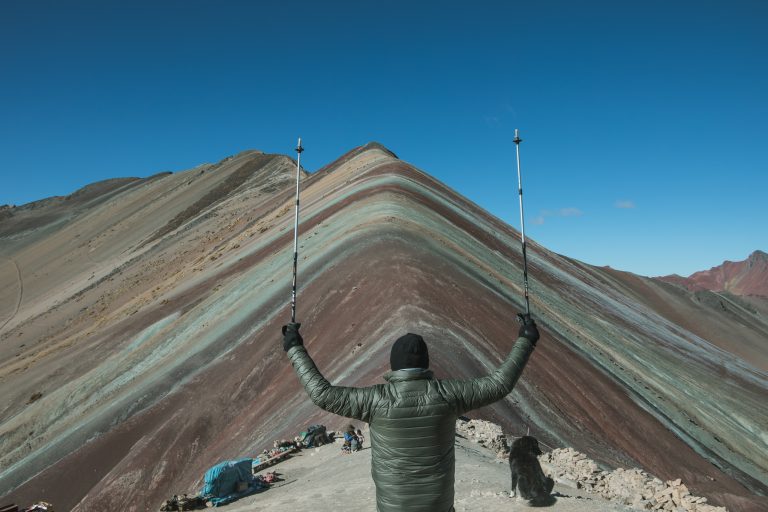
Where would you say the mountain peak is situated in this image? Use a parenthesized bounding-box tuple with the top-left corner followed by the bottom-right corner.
(313, 141, 399, 176)
(657, 250, 768, 297)
(359, 141, 399, 158)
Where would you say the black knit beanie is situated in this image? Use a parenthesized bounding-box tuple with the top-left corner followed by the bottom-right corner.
(390, 333, 429, 371)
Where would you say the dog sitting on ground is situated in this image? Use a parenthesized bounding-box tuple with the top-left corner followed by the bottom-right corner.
(508, 436, 555, 501)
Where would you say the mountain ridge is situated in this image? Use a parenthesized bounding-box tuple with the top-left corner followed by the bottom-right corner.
(1, 144, 766, 511)
(657, 250, 768, 297)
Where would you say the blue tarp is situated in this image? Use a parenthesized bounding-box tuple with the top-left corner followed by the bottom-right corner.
(201, 458, 265, 507)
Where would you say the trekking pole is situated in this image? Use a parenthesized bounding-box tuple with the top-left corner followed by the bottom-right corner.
(513, 129, 531, 318)
(290, 137, 304, 323)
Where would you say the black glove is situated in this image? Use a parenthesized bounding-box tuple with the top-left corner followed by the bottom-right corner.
(282, 322, 303, 352)
(517, 313, 540, 345)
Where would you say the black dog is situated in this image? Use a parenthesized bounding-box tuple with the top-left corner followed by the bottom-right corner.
(509, 436, 555, 501)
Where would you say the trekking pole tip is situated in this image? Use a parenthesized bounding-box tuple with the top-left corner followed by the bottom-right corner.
(513, 129, 522, 144)
(296, 137, 304, 153)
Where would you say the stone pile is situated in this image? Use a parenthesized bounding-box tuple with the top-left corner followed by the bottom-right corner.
(454, 419, 727, 512)
(455, 418, 509, 458)
(540, 447, 726, 512)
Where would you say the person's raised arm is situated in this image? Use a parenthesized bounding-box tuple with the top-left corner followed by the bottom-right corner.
(441, 314, 539, 415)
(283, 323, 376, 422)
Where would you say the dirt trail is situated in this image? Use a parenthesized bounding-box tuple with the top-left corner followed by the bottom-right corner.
(221, 433, 632, 512)
(0, 257, 22, 334)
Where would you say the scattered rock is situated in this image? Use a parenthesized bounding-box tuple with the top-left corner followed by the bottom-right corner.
(456, 418, 727, 512)
(455, 418, 509, 458)
(539, 447, 727, 511)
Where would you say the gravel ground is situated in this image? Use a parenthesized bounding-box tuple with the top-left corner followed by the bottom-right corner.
(225, 432, 633, 512)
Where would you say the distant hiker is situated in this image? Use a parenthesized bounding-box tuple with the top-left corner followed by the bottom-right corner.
(355, 428, 365, 449)
(343, 424, 361, 453)
(282, 314, 539, 512)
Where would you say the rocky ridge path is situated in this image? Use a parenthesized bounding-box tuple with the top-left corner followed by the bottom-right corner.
(455, 419, 727, 512)
(223, 432, 633, 512)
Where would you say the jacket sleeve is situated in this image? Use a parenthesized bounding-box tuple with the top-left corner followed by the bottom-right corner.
(440, 337, 535, 415)
(287, 345, 378, 422)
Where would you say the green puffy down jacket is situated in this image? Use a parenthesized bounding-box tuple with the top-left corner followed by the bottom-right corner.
(287, 337, 534, 512)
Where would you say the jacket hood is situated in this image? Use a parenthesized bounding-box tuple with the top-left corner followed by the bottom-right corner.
(383, 369, 434, 382)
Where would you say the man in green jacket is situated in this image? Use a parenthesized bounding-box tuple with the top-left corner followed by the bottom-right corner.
(282, 315, 539, 512)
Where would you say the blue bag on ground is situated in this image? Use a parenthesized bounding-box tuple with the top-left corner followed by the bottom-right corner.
(201, 458, 265, 507)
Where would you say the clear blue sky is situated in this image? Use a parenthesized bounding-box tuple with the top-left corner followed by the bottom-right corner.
(1, 1, 766, 277)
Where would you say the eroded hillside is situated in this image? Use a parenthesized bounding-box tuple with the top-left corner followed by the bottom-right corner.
(1, 144, 766, 511)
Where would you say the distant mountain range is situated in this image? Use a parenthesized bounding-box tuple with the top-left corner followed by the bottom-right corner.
(658, 250, 768, 297)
